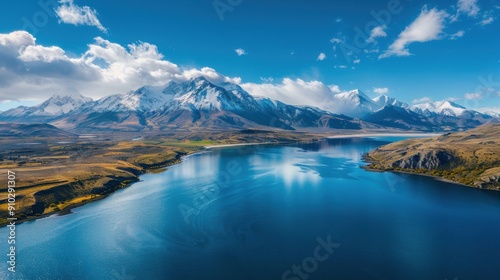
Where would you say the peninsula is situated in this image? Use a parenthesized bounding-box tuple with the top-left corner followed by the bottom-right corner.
(365, 124, 500, 190)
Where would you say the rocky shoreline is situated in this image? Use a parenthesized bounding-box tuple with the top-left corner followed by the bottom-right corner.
(364, 124, 500, 191)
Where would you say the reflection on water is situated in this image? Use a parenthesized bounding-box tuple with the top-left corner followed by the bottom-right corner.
(1, 138, 500, 280)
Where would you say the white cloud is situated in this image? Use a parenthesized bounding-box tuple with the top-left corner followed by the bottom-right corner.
(19, 45, 67, 62)
(412, 97, 432, 104)
(329, 85, 341, 93)
(367, 25, 387, 43)
(464, 92, 482, 99)
(480, 16, 494, 25)
(450, 30, 465, 40)
(336, 18, 342, 23)
(0, 30, 35, 47)
(235, 48, 247, 56)
(380, 7, 448, 58)
(55, 0, 107, 32)
(0, 30, 242, 102)
(177, 67, 241, 84)
(317, 53, 326, 61)
(457, 0, 480, 17)
(477, 107, 500, 115)
(335, 65, 348, 69)
(353, 59, 361, 64)
(241, 78, 341, 111)
(330, 37, 343, 44)
(373, 87, 389, 94)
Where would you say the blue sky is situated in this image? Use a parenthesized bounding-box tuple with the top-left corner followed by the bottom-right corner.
(0, 0, 499, 112)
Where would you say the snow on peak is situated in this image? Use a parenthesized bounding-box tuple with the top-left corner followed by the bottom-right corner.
(328, 89, 378, 118)
(411, 100, 467, 116)
(35, 93, 93, 116)
(335, 89, 371, 103)
(94, 84, 175, 112)
(372, 95, 410, 109)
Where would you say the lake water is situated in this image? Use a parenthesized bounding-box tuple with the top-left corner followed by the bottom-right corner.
(2, 137, 500, 280)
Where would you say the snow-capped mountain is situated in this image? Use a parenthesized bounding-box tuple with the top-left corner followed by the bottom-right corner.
(46, 77, 364, 131)
(362, 99, 494, 131)
(372, 95, 410, 110)
(161, 77, 262, 112)
(254, 97, 362, 129)
(91, 85, 174, 112)
(410, 100, 467, 117)
(1, 77, 497, 132)
(150, 77, 363, 130)
(329, 89, 380, 118)
(0, 93, 93, 122)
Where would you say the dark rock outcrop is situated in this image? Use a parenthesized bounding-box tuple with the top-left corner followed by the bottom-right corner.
(391, 150, 455, 170)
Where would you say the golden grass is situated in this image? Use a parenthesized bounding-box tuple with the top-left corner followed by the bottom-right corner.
(367, 124, 500, 190)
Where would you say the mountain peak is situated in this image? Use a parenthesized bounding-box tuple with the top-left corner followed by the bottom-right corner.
(372, 94, 389, 103)
(191, 76, 210, 85)
(411, 100, 467, 117)
(337, 89, 369, 100)
(38, 93, 93, 115)
(47, 92, 93, 102)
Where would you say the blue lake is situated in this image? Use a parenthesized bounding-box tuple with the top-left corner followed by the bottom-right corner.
(2, 137, 500, 280)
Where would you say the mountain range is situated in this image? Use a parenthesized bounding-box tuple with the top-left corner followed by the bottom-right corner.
(0, 76, 497, 132)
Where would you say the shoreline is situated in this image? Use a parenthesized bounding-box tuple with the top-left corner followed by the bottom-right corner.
(328, 133, 442, 139)
(204, 142, 277, 149)
(0, 149, 200, 228)
(2, 132, 491, 227)
(361, 153, 479, 190)
(0, 139, 311, 228)
(360, 165, 477, 190)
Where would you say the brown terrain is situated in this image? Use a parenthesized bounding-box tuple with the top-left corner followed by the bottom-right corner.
(366, 124, 500, 190)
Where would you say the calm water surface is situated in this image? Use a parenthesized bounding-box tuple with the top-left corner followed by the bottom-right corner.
(2, 137, 500, 280)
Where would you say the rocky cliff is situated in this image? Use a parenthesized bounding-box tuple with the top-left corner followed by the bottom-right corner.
(366, 124, 500, 190)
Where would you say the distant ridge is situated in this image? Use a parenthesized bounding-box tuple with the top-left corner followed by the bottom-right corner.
(0, 77, 497, 132)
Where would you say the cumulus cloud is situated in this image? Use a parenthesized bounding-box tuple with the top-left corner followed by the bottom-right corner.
(177, 67, 241, 84)
(464, 92, 482, 99)
(0, 30, 242, 102)
(412, 97, 432, 104)
(380, 7, 448, 58)
(19, 45, 67, 62)
(235, 48, 247, 56)
(317, 53, 326, 61)
(55, 0, 107, 32)
(353, 59, 361, 64)
(367, 26, 387, 43)
(241, 78, 341, 111)
(373, 87, 389, 94)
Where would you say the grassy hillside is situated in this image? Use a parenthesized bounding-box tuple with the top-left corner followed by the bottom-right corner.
(366, 124, 500, 190)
